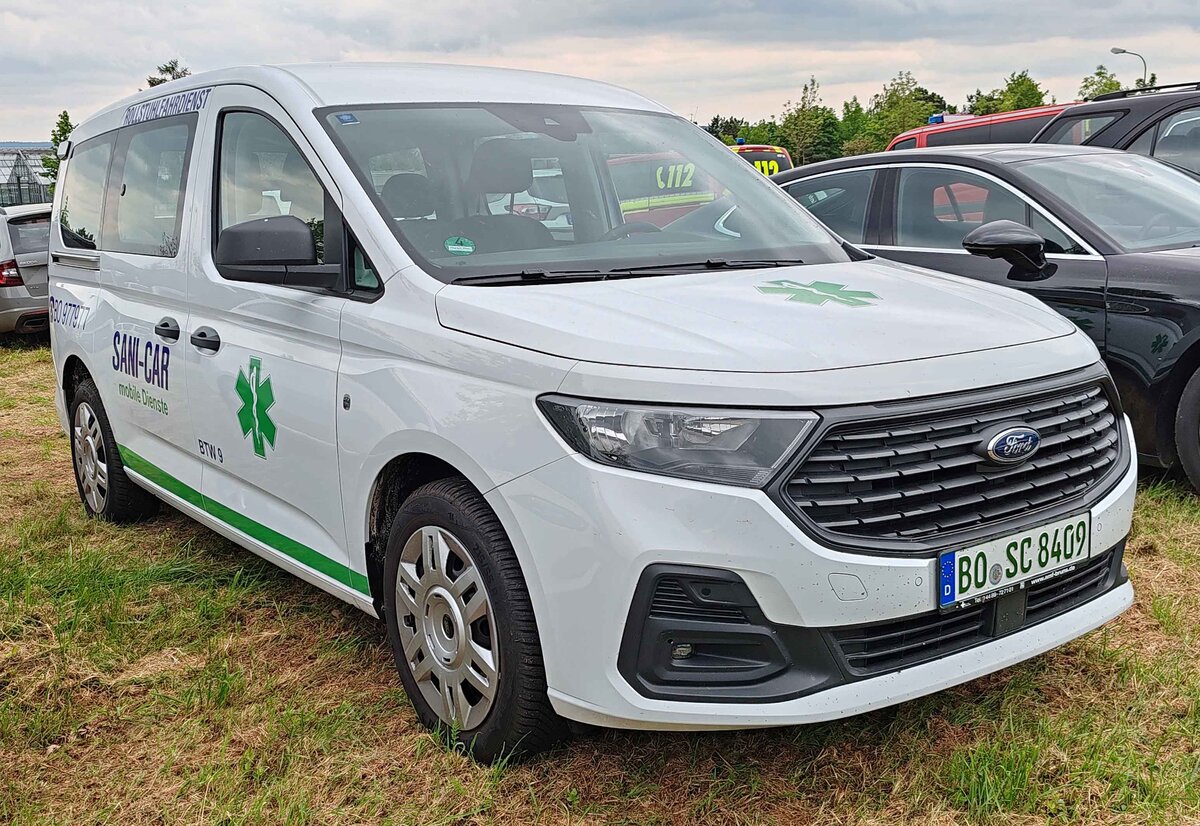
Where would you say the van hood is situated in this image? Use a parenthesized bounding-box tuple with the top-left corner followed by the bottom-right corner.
(434, 259, 1076, 373)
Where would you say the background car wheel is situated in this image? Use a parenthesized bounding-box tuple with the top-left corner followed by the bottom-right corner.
(382, 477, 566, 761)
(69, 378, 159, 522)
(1174, 368, 1200, 492)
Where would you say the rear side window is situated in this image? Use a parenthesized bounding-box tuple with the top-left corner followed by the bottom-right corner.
(890, 138, 917, 151)
(1039, 113, 1121, 145)
(784, 170, 876, 244)
(8, 214, 50, 255)
(989, 115, 1055, 143)
(106, 114, 197, 256)
(926, 123, 990, 147)
(217, 112, 327, 263)
(58, 135, 113, 250)
(1151, 107, 1200, 174)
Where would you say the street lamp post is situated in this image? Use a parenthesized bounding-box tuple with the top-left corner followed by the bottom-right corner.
(1111, 47, 1149, 86)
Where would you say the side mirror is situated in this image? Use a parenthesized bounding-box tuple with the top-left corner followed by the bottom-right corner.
(215, 215, 341, 290)
(962, 220, 1057, 282)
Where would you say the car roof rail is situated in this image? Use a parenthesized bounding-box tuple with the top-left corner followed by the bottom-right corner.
(1092, 82, 1200, 101)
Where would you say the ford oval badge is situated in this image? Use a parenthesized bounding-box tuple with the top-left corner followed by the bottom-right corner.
(984, 426, 1041, 465)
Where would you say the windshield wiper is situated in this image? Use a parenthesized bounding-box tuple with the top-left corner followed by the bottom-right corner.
(450, 258, 808, 286)
(607, 258, 806, 275)
(450, 268, 608, 286)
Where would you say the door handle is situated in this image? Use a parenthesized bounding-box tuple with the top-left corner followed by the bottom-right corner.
(154, 317, 181, 342)
(190, 326, 221, 353)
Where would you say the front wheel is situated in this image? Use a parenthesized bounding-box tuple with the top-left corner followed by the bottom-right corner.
(382, 478, 566, 761)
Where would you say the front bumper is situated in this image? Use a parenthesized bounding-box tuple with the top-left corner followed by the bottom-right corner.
(487, 417, 1137, 730)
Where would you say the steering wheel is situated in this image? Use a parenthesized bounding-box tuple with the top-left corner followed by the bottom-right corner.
(1140, 211, 1178, 241)
(599, 221, 663, 241)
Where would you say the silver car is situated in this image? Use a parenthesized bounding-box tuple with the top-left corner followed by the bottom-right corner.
(0, 203, 51, 334)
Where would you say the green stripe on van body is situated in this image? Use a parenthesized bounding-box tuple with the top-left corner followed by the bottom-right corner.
(118, 445, 371, 596)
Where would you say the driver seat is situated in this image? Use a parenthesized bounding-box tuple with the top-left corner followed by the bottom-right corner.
(453, 139, 554, 253)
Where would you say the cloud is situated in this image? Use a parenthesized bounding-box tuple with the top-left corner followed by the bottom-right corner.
(0, 1, 1195, 139)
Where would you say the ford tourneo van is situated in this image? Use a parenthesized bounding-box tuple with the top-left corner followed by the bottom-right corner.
(49, 64, 1136, 760)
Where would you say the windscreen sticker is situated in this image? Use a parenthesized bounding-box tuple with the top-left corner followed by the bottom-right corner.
(122, 87, 212, 126)
(444, 236, 476, 256)
(334, 112, 360, 125)
(757, 279, 879, 308)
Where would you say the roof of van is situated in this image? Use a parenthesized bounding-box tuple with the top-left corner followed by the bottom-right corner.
(73, 63, 671, 140)
(0, 202, 51, 219)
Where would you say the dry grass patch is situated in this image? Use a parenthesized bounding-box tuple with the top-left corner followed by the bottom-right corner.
(3, 334, 1200, 824)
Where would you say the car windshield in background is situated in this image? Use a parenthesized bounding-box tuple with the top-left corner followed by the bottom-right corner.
(8, 215, 50, 255)
(321, 104, 846, 282)
(1017, 153, 1200, 252)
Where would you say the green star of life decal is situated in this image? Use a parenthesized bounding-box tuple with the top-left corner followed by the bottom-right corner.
(757, 279, 879, 308)
(235, 356, 276, 459)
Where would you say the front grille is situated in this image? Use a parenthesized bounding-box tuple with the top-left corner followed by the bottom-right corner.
(648, 578, 748, 624)
(787, 382, 1121, 543)
(829, 549, 1117, 677)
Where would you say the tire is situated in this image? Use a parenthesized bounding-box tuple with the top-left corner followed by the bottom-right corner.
(68, 377, 159, 522)
(382, 477, 566, 761)
(1175, 368, 1200, 492)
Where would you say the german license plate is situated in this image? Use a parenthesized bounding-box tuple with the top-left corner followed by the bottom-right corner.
(938, 512, 1091, 610)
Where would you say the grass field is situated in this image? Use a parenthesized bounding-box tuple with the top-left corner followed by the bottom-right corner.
(2, 334, 1200, 825)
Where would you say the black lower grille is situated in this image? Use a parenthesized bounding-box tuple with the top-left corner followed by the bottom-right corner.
(787, 379, 1122, 544)
(828, 549, 1118, 677)
(648, 578, 748, 624)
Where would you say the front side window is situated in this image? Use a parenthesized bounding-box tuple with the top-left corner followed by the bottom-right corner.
(8, 214, 51, 255)
(784, 170, 876, 244)
(896, 167, 1025, 249)
(1017, 152, 1200, 252)
(217, 112, 326, 262)
(1039, 113, 1121, 146)
(1151, 107, 1200, 174)
(58, 135, 113, 250)
(322, 104, 849, 282)
(107, 114, 196, 256)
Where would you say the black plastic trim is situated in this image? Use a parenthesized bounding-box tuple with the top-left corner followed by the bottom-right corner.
(618, 564, 845, 703)
(765, 362, 1130, 558)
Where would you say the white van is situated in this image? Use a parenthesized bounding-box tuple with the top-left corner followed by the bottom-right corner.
(49, 64, 1136, 760)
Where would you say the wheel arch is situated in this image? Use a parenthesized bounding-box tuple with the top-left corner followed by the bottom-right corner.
(363, 452, 479, 612)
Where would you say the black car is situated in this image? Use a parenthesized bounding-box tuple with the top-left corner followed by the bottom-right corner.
(773, 144, 1200, 487)
(1034, 83, 1200, 175)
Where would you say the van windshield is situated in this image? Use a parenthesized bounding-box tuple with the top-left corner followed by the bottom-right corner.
(321, 104, 848, 282)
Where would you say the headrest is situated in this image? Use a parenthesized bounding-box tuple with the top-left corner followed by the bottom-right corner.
(280, 151, 324, 219)
(381, 173, 435, 218)
(467, 139, 534, 194)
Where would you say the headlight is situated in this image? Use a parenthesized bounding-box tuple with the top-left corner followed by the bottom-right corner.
(537, 395, 818, 487)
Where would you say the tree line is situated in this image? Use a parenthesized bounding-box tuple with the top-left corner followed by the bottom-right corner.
(708, 65, 1158, 164)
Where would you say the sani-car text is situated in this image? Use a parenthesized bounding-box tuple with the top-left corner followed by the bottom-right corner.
(48, 64, 1135, 761)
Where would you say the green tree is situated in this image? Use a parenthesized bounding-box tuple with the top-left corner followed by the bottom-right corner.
(42, 110, 75, 190)
(866, 71, 948, 148)
(1136, 72, 1159, 89)
(998, 70, 1047, 110)
(1079, 65, 1122, 100)
(779, 77, 842, 165)
(147, 59, 190, 88)
(740, 118, 785, 148)
(966, 87, 1003, 116)
(968, 70, 1047, 115)
(838, 97, 879, 154)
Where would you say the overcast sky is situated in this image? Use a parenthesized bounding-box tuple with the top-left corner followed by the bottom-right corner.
(1, 1, 1197, 141)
